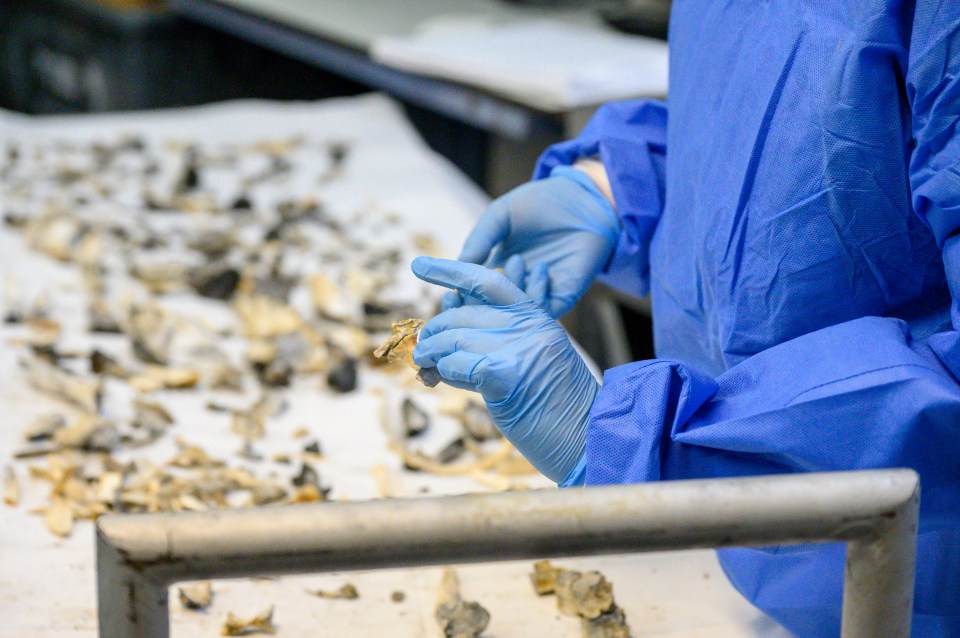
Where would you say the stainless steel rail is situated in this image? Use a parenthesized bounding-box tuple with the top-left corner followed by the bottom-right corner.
(96, 469, 920, 637)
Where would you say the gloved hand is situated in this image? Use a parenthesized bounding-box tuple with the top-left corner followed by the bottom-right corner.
(412, 256, 599, 483)
(444, 165, 620, 318)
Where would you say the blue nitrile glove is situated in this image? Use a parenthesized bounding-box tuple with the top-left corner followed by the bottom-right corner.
(442, 166, 620, 318)
(412, 256, 599, 483)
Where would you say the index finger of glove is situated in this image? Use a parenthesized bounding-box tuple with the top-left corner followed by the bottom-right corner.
(412, 257, 525, 307)
(459, 201, 509, 264)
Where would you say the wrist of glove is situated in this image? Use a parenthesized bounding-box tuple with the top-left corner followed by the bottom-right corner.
(412, 256, 598, 483)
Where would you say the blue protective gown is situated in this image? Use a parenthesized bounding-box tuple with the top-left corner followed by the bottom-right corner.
(534, 2, 960, 636)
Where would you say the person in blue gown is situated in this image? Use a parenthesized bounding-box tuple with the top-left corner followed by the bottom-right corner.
(410, 2, 960, 635)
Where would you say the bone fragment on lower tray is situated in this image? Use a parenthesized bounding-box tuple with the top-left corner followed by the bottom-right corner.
(373, 318, 440, 387)
(531, 560, 632, 638)
(435, 567, 490, 638)
(21, 357, 102, 413)
(306, 583, 359, 599)
(221, 605, 276, 636)
(178, 581, 213, 610)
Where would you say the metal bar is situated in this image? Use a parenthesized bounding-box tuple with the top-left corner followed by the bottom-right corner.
(96, 469, 919, 638)
(166, 0, 564, 139)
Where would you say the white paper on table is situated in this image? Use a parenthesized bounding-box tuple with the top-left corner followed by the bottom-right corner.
(371, 18, 669, 110)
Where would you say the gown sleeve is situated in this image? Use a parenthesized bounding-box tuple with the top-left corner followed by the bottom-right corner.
(533, 100, 667, 298)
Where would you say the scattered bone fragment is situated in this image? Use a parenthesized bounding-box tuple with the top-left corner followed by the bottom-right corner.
(189, 263, 240, 300)
(373, 319, 440, 387)
(24, 413, 66, 442)
(178, 581, 214, 611)
(52, 416, 116, 452)
(221, 606, 276, 636)
(128, 303, 175, 365)
(90, 349, 131, 379)
(530, 561, 631, 638)
(555, 571, 615, 619)
(435, 567, 490, 638)
(371, 463, 400, 498)
(25, 317, 61, 350)
(306, 583, 359, 600)
(582, 606, 631, 638)
(531, 560, 567, 595)
(168, 443, 225, 469)
(302, 440, 321, 455)
(128, 365, 200, 392)
(208, 363, 244, 391)
(234, 294, 302, 339)
(88, 297, 122, 333)
(391, 590, 406, 603)
(4, 466, 19, 506)
(22, 357, 101, 413)
(44, 498, 74, 537)
(24, 213, 88, 262)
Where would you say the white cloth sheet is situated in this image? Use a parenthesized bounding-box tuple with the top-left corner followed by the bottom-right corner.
(0, 94, 786, 638)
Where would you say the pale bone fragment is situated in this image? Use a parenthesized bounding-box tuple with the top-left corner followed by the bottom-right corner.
(53, 416, 117, 451)
(178, 581, 213, 610)
(24, 214, 87, 261)
(24, 413, 67, 442)
(325, 323, 370, 359)
(221, 606, 276, 636)
(530, 560, 565, 595)
(555, 571, 614, 620)
(371, 463, 401, 498)
(130, 259, 189, 294)
(306, 583, 359, 599)
(373, 319, 440, 387)
(308, 273, 357, 322)
(208, 363, 244, 392)
(168, 443, 225, 469)
(438, 392, 501, 442)
(4, 275, 24, 323)
(3, 466, 19, 506)
(234, 294, 302, 339)
(89, 297, 122, 333)
(128, 302, 175, 365)
(44, 497, 74, 537)
(95, 472, 124, 504)
(128, 365, 200, 392)
(22, 357, 101, 413)
(393, 439, 515, 476)
(435, 567, 490, 638)
(290, 484, 324, 503)
(90, 349, 132, 379)
(582, 606, 631, 638)
(26, 317, 61, 349)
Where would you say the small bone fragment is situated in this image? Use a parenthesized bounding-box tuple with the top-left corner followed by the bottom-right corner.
(555, 571, 614, 620)
(371, 463, 400, 498)
(373, 319, 439, 388)
(391, 591, 406, 603)
(582, 606, 631, 638)
(44, 498, 74, 537)
(128, 366, 200, 392)
(24, 413, 66, 442)
(89, 297, 122, 333)
(22, 357, 101, 413)
(435, 567, 490, 638)
(53, 416, 117, 451)
(208, 363, 244, 391)
(306, 583, 359, 600)
(128, 303, 175, 365)
(4, 466, 19, 506)
(169, 444, 225, 469)
(189, 263, 240, 300)
(90, 349, 131, 378)
(178, 581, 213, 610)
(221, 606, 276, 636)
(531, 560, 564, 595)
(26, 317, 61, 349)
